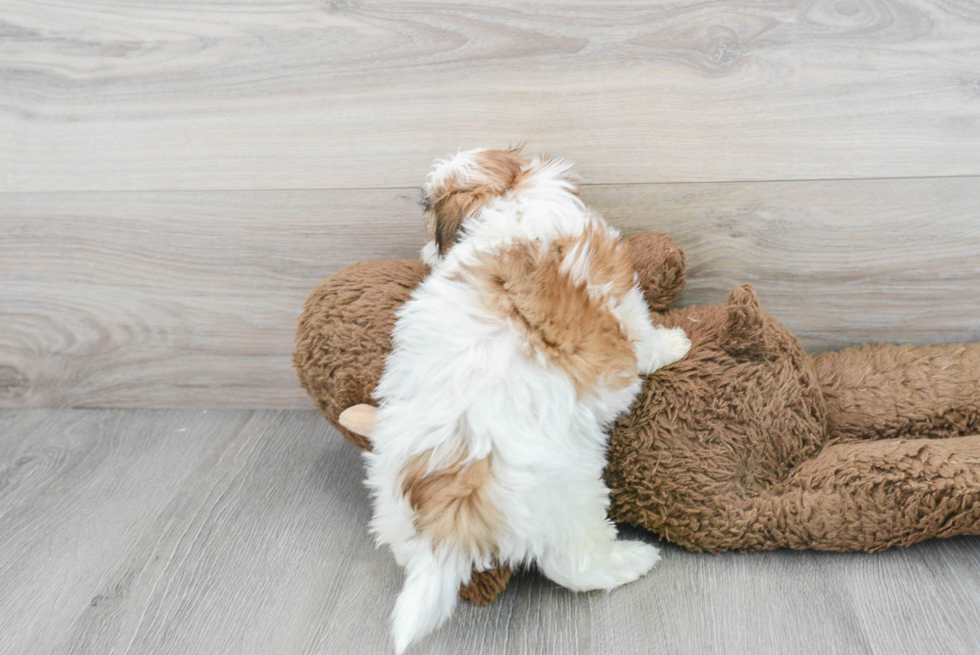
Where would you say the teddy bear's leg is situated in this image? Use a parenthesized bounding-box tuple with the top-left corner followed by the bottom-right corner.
(458, 566, 513, 605)
(813, 343, 980, 442)
(753, 434, 980, 551)
(616, 286, 691, 375)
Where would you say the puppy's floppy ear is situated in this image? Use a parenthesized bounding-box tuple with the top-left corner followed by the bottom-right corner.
(431, 194, 468, 256)
(426, 149, 527, 256)
(419, 190, 459, 259)
(423, 178, 472, 257)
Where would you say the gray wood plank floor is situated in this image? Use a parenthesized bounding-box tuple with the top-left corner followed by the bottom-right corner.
(2, 408, 978, 655)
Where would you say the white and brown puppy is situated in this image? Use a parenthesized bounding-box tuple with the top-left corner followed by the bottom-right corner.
(365, 148, 691, 653)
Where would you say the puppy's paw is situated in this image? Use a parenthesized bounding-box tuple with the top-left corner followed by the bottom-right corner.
(661, 326, 692, 365)
(605, 540, 661, 588)
(639, 326, 691, 374)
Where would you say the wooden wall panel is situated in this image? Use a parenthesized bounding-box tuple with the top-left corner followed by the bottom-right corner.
(0, 190, 424, 408)
(2, 0, 980, 191)
(2, 178, 978, 408)
(585, 178, 980, 350)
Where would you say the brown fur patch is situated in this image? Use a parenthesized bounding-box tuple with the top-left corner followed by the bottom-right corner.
(399, 443, 499, 556)
(557, 225, 637, 300)
(462, 225, 639, 396)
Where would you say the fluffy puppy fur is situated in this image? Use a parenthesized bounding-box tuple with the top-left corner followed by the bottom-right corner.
(364, 148, 691, 653)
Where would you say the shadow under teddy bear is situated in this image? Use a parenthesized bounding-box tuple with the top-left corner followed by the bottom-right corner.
(294, 232, 980, 605)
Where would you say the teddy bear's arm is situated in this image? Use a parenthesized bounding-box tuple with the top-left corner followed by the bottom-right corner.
(813, 342, 980, 442)
(754, 434, 980, 551)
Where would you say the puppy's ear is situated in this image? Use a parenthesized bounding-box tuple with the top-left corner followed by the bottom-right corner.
(430, 193, 469, 256)
(425, 149, 527, 256)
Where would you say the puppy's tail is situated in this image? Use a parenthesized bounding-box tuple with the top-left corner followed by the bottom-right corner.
(392, 545, 472, 654)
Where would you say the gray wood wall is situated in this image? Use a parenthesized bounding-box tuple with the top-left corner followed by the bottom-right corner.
(2, 0, 979, 409)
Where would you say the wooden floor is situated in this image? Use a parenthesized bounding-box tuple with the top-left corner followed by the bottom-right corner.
(2, 408, 979, 655)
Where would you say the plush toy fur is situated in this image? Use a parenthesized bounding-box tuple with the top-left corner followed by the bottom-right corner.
(294, 232, 980, 605)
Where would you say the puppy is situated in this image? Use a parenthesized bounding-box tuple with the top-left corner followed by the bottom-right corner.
(364, 148, 691, 653)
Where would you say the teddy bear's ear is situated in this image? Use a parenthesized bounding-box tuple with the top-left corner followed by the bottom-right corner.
(626, 233, 686, 311)
(724, 284, 771, 357)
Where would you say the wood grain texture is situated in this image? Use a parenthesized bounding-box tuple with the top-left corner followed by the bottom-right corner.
(0, 189, 427, 408)
(0, 409, 254, 654)
(1, 408, 978, 654)
(2, 0, 980, 192)
(3, 177, 979, 408)
(844, 539, 980, 655)
(585, 178, 980, 350)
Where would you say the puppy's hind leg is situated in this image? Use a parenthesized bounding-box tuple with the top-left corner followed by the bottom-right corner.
(540, 537, 661, 592)
(535, 476, 660, 592)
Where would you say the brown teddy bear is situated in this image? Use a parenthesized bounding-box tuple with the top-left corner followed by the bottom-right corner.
(293, 232, 980, 605)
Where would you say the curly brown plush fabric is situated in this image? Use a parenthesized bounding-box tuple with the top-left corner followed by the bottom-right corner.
(456, 565, 512, 606)
(295, 259, 427, 451)
(294, 232, 980, 605)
